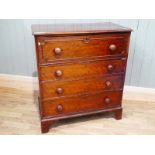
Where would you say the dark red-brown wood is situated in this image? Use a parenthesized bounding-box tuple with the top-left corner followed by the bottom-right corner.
(32, 22, 132, 36)
(37, 34, 129, 64)
(42, 91, 123, 118)
(32, 22, 132, 133)
(39, 58, 127, 81)
(41, 75, 124, 99)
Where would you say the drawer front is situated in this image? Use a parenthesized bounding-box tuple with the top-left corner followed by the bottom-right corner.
(41, 75, 124, 99)
(40, 59, 126, 81)
(42, 91, 123, 118)
(37, 34, 129, 63)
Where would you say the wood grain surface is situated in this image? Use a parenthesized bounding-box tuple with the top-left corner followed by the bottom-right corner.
(39, 58, 126, 81)
(32, 22, 132, 36)
(42, 91, 123, 118)
(37, 34, 129, 63)
(41, 75, 124, 99)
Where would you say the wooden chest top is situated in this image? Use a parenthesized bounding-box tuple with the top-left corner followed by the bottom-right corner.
(32, 22, 132, 36)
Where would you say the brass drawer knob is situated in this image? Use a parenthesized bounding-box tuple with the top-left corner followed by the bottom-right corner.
(104, 97, 111, 104)
(105, 81, 112, 88)
(57, 104, 63, 112)
(109, 44, 117, 51)
(54, 47, 62, 55)
(56, 88, 64, 94)
(55, 70, 63, 77)
(107, 64, 114, 71)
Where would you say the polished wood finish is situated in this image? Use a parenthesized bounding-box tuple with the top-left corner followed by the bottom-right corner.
(32, 22, 132, 133)
(40, 58, 126, 81)
(32, 22, 132, 36)
(37, 34, 129, 63)
(41, 75, 123, 99)
(42, 91, 122, 118)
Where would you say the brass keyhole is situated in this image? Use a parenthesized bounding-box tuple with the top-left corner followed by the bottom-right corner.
(83, 37, 90, 44)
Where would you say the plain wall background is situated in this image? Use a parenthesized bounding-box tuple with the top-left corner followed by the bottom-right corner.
(0, 19, 155, 88)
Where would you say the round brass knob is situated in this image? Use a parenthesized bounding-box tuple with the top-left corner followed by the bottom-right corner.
(109, 44, 117, 51)
(105, 81, 112, 88)
(55, 70, 63, 77)
(57, 104, 63, 112)
(56, 88, 64, 94)
(54, 47, 62, 55)
(107, 64, 114, 71)
(104, 97, 111, 104)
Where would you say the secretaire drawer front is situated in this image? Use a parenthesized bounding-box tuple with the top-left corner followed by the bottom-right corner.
(37, 34, 129, 63)
(42, 91, 122, 118)
(40, 59, 126, 81)
(41, 75, 124, 99)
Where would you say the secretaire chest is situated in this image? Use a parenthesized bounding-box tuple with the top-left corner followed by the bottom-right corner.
(32, 22, 132, 133)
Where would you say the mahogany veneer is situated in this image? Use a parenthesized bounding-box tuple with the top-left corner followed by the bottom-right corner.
(32, 22, 132, 133)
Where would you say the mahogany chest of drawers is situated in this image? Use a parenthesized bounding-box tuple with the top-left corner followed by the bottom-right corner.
(32, 22, 132, 133)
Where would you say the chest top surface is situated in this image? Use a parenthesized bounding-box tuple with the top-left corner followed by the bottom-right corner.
(32, 22, 132, 36)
